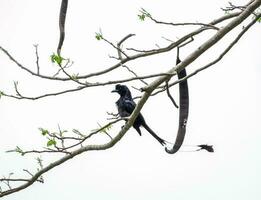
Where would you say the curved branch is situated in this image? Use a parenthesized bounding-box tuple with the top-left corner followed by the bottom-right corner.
(2, 72, 178, 100)
(0, 90, 151, 197)
(1, 1, 260, 196)
(2, 85, 87, 100)
(152, 12, 261, 95)
(144, 0, 261, 92)
(0, 11, 241, 83)
(146, 11, 219, 30)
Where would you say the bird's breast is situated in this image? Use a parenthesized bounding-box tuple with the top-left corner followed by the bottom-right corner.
(115, 100, 130, 117)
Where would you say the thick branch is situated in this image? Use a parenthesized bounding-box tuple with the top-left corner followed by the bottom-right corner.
(149, 12, 261, 97)
(0, 93, 148, 197)
(144, 0, 261, 92)
(1, 1, 260, 197)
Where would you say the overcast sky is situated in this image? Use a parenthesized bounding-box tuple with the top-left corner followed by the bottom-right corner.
(0, 1, 261, 200)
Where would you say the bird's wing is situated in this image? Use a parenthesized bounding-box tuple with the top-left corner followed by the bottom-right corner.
(122, 99, 136, 114)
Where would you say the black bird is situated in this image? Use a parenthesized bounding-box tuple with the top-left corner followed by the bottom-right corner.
(112, 84, 166, 146)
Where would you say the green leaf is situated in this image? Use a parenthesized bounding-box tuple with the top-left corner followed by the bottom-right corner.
(47, 139, 56, 147)
(138, 8, 151, 21)
(257, 17, 261, 23)
(50, 53, 64, 65)
(39, 128, 49, 136)
(138, 14, 146, 21)
(51, 53, 56, 63)
(95, 32, 103, 40)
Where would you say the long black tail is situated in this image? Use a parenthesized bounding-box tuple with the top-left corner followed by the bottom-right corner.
(142, 122, 166, 146)
(165, 47, 189, 154)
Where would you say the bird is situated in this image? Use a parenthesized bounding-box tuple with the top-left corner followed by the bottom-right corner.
(112, 84, 166, 146)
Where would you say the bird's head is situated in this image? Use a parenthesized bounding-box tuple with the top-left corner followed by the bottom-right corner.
(111, 84, 132, 98)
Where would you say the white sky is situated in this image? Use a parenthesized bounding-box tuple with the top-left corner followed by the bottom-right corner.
(0, 0, 261, 200)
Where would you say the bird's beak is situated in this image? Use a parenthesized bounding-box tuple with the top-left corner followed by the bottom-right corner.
(111, 89, 118, 93)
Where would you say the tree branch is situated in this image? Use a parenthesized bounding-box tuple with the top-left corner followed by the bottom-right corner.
(0, 11, 241, 83)
(153, 12, 261, 95)
(143, 0, 261, 93)
(1, 0, 260, 197)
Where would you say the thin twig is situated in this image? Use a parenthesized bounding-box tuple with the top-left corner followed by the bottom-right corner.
(102, 37, 129, 58)
(118, 34, 136, 47)
(165, 81, 179, 108)
(122, 65, 149, 85)
(53, 60, 74, 77)
(148, 14, 220, 30)
(21, 149, 70, 155)
(149, 13, 261, 97)
(0, 12, 241, 84)
(0, 178, 30, 182)
(33, 44, 40, 74)
(117, 33, 136, 60)
(2, 72, 178, 100)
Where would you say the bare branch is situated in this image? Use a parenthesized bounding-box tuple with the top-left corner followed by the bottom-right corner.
(2, 85, 87, 100)
(117, 34, 135, 60)
(13, 81, 21, 97)
(164, 12, 261, 92)
(0, 10, 241, 85)
(141, 7, 219, 30)
(0, 115, 135, 197)
(179, 37, 194, 48)
(165, 81, 178, 108)
(148, 12, 261, 97)
(0, 7, 256, 102)
(118, 34, 136, 47)
(53, 60, 74, 77)
(122, 65, 149, 86)
(23, 169, 34, 177)
(2, 72, 178, 100)
(56, 62, 86, 86)
(0, 178, 32, 183)
(222, 1, 249, 12)
(102, 36, 129, 58)
(1, 1, 260, 197)
(33, 44, 40, 74)
(21, 149, 70, 155)
(143, 0, 260, 93)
